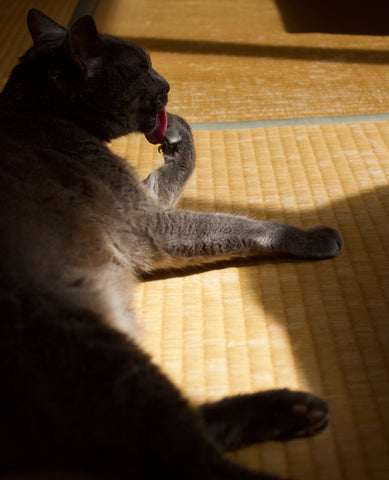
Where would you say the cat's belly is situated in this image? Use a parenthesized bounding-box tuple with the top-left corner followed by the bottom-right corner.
(59, 264, 142, 341)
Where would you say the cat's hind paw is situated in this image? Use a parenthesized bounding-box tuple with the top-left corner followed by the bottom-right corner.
(270, 390, 330, 441)
(200, 388, 329, 451)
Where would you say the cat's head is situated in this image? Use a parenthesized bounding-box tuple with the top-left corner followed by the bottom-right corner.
(16, 9, 170, 142)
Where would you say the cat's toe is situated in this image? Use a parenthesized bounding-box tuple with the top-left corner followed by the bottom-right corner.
(159, 138, 179, 157)
(304, 225, 343, 259)
(289, 404, 329, 437)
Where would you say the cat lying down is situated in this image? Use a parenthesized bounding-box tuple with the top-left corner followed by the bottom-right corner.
(0, 9, 343, 480)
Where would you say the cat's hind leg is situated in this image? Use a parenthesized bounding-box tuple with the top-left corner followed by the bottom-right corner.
(142, 113, 195, 208)
(199, 389, 330, 452)
(1, 299, 283, 480)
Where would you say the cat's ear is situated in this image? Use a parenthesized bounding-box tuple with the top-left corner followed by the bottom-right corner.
(27, 9, 66, 43)
(64, 16, 105, 76)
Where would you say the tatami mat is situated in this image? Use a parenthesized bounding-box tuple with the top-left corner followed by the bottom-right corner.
(1, 1, 389, 479)
(109, 120, 389, 480)
(93, 0, 389, 122)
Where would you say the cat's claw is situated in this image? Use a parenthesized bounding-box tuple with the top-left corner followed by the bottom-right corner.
(159, 137, 180, 157)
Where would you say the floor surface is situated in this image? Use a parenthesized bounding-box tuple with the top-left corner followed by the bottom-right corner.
(1, 1, 388, 479)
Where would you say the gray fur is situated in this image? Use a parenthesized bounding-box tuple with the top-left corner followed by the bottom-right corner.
(0, 9, 342, 479)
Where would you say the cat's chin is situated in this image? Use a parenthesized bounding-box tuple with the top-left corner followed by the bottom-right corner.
(145, 109, 167, 145)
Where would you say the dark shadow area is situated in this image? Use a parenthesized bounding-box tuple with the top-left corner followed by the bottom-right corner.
(124, 37, 389, 65)
(275, 0, 389, 35)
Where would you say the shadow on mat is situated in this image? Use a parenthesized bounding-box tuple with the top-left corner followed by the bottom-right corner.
(124, 37, 389, 66)
(274, 0, 389, 35)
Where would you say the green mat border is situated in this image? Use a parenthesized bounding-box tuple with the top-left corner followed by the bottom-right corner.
(190, 113, 389, 131)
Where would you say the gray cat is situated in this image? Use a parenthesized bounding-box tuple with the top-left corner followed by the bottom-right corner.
(0, 9, 343, 480)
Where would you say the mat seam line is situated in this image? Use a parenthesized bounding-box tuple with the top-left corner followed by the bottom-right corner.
(220, 130, 235, 397)
(288, 125, 331, 393)
(319, 125, 378, 476)
(290, 125, 338, 477)
(339, 124, 389, 383)
(374, 123, 389, 185)
(199, 274, 206, 402)
(358, 123, 389, 264)
(191, 113, 389, 131)
(275, 124, 319, 393)
(376, 122, 389, 153)
(234, 130, 255, 394)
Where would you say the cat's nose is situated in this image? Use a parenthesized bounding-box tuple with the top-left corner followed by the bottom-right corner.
(150, 68, 170, 93)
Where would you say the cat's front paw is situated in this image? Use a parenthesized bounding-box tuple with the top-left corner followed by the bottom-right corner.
(303, 225, 343, 259)
(164, 113, 190, 144)
(159, 113, 194, 159)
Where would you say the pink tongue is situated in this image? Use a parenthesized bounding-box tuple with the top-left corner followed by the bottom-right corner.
(145, 108, 167, 145)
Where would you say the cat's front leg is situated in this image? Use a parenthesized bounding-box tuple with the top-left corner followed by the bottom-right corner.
(143, 113, 195, 208)
(200, 389, 330, 452)
(151, 210, 342, 264)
